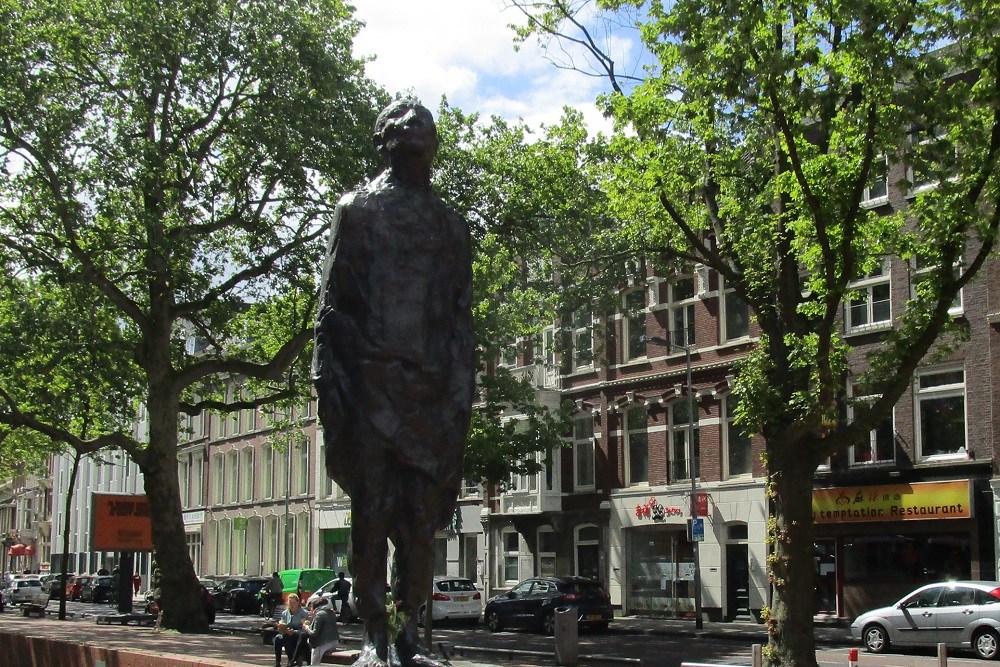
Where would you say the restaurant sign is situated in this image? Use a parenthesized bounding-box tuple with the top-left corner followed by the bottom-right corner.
(813, 480, 970, 524)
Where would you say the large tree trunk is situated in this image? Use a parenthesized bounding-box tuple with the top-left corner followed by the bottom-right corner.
(766, 440, 819, 667)
(144, 392, 207, 633)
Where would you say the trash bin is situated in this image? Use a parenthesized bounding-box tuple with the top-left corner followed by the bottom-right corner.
(553, 606, 578, 666)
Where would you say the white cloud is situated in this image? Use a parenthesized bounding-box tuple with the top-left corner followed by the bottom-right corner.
(349, 0, 612, 132)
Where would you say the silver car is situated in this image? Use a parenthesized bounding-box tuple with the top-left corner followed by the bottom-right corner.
(851, 581, 1000, 659)
(3, 577, 43, 604)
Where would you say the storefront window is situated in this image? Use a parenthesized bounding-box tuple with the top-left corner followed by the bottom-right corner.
(628, 527, 695, 616)
(843, 534, 970, 583)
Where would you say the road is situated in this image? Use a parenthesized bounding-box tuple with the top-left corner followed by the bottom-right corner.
(14, 599, 997, 667)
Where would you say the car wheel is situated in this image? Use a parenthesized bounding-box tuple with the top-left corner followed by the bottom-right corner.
(486, 610, 503, 632)
(542, 612, 555, 636)
(974, 629, 1000, 660)
(863, 623, 889, 654)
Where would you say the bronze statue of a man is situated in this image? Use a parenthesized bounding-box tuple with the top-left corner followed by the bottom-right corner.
(314, 100, 475, 666)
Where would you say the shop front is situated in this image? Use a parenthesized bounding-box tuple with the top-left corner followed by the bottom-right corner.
(812, 478, 992, 620)
(620, 495, 696, 617)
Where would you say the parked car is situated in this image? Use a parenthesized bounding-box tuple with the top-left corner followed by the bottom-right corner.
(66, 575, 89, 601)
(851, 581, 1000, 659)
(211, 577, 249, 611)
(227, 577, 268, 615)
(3, 577, 43, 604)
(80, 575, 116, 603)
(306, 576, 358, 621)
(483, 576, 613, 635)
(419, 576, 482, 625)
(43, 573, 74, 599)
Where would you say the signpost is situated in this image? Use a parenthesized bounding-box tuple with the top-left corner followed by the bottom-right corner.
(90, 493, 153, 614)
(689, 518, 705, 542)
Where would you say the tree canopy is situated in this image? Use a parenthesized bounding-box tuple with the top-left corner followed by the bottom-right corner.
(0, 0, 384, 631)
(508, 0, 999, 664)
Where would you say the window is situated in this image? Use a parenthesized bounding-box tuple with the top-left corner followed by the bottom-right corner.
(912, 256, 963, 316)
(623, 288, 647, 360)
(848, 383, 895, 465)
(297, 439, 310, 495)
(499, 341, 519, 368)
(225, 450, 238, 503)
(319, 443, 335, 498)
(862, 155, 889, 204)
(212, 454, 224, 504)
(178, 455, 190, 508)
(239, 449, 255, 501)
(722, 280, 750, 341)
(724, 397, 752, 478)
(261, 447, 274, 499)
(670, 400, 699, 482)
(502, 530, 520, 584)
(625, 406, 649, 485)
(572, 416, 595, 490)
(540, 325, 557, 387)
(537, 528, 556, 577)
(575, 525, 599, 580)
(916, 368, 966, 460)
(669, 273, 697, 347)
(847, 260, 891, 331)
(275, 448, 288, 497)
(571, 307, 593, 370)
(907, 127, 957, 193)
(191, 454, 203, 506)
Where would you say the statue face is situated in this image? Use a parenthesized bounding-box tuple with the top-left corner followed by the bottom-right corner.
(374, 102, 438, 161)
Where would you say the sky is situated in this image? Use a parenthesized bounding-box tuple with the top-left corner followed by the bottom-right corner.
(348, 0, 634, 134)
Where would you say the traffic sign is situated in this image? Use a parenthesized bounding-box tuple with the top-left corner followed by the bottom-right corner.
(689, 517, 705, 542)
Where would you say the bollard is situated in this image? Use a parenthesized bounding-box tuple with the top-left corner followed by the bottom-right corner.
(752, 644, 762, 667)
(937, 642, 947, 667)
(553, 606, 579, 666)
(848, 647, 858, 667)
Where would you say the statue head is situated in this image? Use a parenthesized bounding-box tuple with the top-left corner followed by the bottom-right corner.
(373, 99, 438, 165)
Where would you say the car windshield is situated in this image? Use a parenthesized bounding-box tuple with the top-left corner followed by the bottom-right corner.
(98, 577, 113, 586)
(243, 580, 266, 593)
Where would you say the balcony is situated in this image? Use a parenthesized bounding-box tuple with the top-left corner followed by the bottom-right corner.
(498, 486, 562, 515)
(509, 364, 561, 408)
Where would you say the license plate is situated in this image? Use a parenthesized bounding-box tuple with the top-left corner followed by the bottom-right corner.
(586, 614, 603, 621)
(454, 595, 469, 602)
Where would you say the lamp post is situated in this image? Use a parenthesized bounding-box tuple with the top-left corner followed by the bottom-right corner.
(640, 334, 702, 629)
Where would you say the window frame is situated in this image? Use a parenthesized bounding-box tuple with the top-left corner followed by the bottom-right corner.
(861, 154, 890, 206)
(669, 399, 699, 483)
(847, 382, 896, 466)
(501, 528, 521, 585)
(720, 279, 750, 343)
(668, 272, 697, 348)
(915, 367, 967, 462)
(572, 415, 596, 491)
(537, 527, 557, 577)
(622, 287, 648, 361)
(574, 524, 600, 579)
(571, 307, 594, 371)
(624, 405, 649, 486)
(846, 258, 892, 332)
(723, 396, 753, 479)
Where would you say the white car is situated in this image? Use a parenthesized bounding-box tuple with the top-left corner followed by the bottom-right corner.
(4, 577, 43, 604)
(420, 577, 482, 625)
(307, 577, 357, 620)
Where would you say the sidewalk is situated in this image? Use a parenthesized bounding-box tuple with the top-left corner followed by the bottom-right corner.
(0, 611, 526, 667)
(606, 615, 853, 646)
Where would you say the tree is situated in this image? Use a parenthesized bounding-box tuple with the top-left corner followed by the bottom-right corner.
(434, 103, 627, 487)
(508, 1, 999, 664)
(0, 0, 384, 632)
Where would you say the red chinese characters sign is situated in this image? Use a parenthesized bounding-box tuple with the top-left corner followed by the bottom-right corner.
(635, 497, 684, 523)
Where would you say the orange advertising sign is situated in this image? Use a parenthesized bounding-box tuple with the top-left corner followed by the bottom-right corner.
(91, 493, 154, 551)
(813, 480, 970, 524)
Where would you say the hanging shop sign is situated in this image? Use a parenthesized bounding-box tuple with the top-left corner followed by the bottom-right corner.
(812, 480, 971, 524)
(91, 493, 154, 551)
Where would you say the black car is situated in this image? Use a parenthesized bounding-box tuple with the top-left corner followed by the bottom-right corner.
(211, 577, 248, 611)
(484, 576, 613, 635)
(227, 577, 268, 614)
(43, 573, 74, 599)
(80, 575, 116, 603)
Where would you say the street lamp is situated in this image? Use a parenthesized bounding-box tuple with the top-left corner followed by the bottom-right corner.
(640, 334, 703, 630)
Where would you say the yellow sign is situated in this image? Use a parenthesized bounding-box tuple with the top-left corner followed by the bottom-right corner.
(812, 480, 970, 524)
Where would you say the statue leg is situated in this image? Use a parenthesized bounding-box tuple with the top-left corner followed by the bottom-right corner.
(351, 453, 392, 663)
(391, 474, 449, 666)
